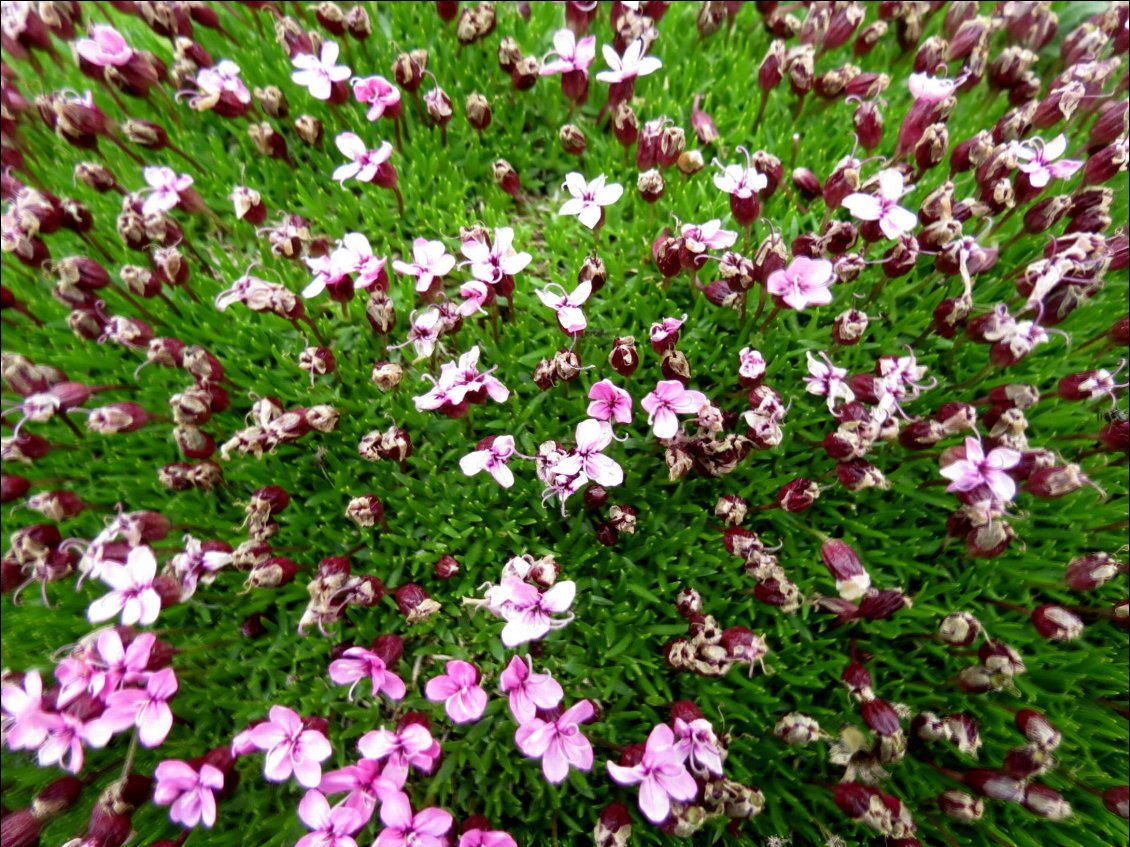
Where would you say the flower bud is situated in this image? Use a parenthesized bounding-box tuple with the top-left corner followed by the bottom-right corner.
(714, 495, 747, 527)
(392, 50, 427, 93)
(1022, 784, 1071, 820)
(345, 494, 385, 529)
(937, 790, 984, 822)
(636, 168, 664, 203)
(594, 802, 632, 847)
(608, 336, 639, 377)
(245, 556, 298, 589)
(435, 555, 460, 580)
(608, 504, 638, 535)
(612, 102, 639, 149)
(775, 477, 819, 512)
(465, 92, 491, 133)
(1030, 604, 1084, 642)
(395, 583, 441, 624)
(492, 159, 521, 200)
(774, 712, 822, 746)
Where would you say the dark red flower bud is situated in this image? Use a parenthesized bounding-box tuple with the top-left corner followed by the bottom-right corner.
(862, 698, 901, 736)
(608, 336, 639, 377)
(775, 478, 819, 513)
(1, 474, 31, 503)
(395, 583, 440, 624)
(492, 158, 521, 200)
(964, 769, 1025, 803)
(859, 589, 910, 620)
(1103, 786, 1129, 818)
(937, 789, 984, 822)
(834, 782, 877, 819)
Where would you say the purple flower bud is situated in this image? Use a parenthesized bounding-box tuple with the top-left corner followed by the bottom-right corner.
(492, 158, 521, 200)
(1022, 784, 1071, 820)
(395, 583, 440, 624)
(608, 336, 639, 377)
(862, 698, 901, 736)
(435, 555, 460, 580)
(594, 802, 632, 846)
(392, 50, 427, 93)
(1103, 786, 1129, 819)
(939, 611, 982, 646)
(346, 494, 386, 529)
(775, 477, 819, 513)
(637, 168, 664, 203)
(937, 790, 984, 822)
(964, 769, 1025, 803)
(691, 95, 719, 145)
(1030, 604, 1084, 642)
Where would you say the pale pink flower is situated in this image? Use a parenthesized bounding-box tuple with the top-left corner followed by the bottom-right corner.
(328, 648, 406, 702)
(374, 792, 452, 847)
(459, 829, 519, 847)
(738, 347, 767, 382)
(330, 232, 387, 290)
(672, 717, 725, 778)
(587, 380, 632, 424)
(681, 219, 739, 252)
(596, 38, 662, 84)
(333, 133, 393, 185)
(804, 351, 855, 412)
(460, 435, 518, 488)
(352, 75, 401, 121)
(499, 579, 577, 648)
(392, 238, 456, 293)
(515, 699, 594, 784)
(75, 25, 133, 67)
(766, 256, 835, 311)
(555, 419, 624, 487)
(712, 158, 767, 199)
(908, 72, 960, 105)
(100, 667, 178, 747)
(558, 173, 623, 230)
(292, 41, 351, 100)
(36, 712, 110, 773)
(460, 227, 532, 285)
(154, 759, 224, 829)
(395, 307, 444, 359)
(246, 705, 333, 788)
(499, 656, 563, 724)
(607, 723, 698, 824)
(649, 314, 686, 349)
(540, 28, 597, 76)
(1, 670, 47, 751)
(1016, 134, 1082, 188)
(457, 279, 491, 316)
(141, 167, 194, 216)
(296, 789, 365, 847)
(425, 660, 487, 724)
(940, 437, 1022, 502)
(87, 545, 162, 627)
(641, 380, 708, 440)
(536, 280, 592, 333)
(191, 60, 251, 109)
(842, 169, 918, 240)
(357, 723, 440, 784)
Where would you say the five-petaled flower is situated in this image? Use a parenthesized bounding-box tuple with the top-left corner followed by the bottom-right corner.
(460, 435, 518, 488)
(328, 648, 407, 702)
(373, 792, 453, 847)
(357, 723, 441, 784)
(425, 660, 488, 724)
(461, 227, 532, 285)
(87, 545, 163, 627)
(607, 723, 698, 824)
(766, 256, 835, 311)
(76, 25, 133, 67)
(842, 169, 918, 240)
(292, 41, 351, 101)
(555, 419, 624, 487)
(499, 655, 564, 724)
(587, 380, 633, 425)
(540, 28, 597, 77)
(558, 173, 623, 230)
(641, 380, 708, 440)
(1, 669, 48, 751)
(333, 133, 393, 185)
(392, 238, 457, 293)
(142, 167, 194, 216)
(154, 759, 225, 829)
(940, 437, 1022, 502)
(514, 699, 595, 784)
(245, 704, 333, 788)
(596, 39, 662, 85)
(536, 279, 593, 334)
(497, 578, 577, 647)
(1017, 134, 1083, 188)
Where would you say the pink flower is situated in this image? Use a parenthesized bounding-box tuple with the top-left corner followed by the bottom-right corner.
(395, 307, 444, 358)
(141, 167, 194, 216)
(804, 351, 855, 412)
(842, 169, 918, 240)
(672, 717, 725, 778)
(459, 829, 519, 847)
(681, 219, 739, 253)
(296, 789, 365, 847)
(540, 28, 597, 76)
(87, 545, 162, 627)
(320, 757, 402, 822)
(499, 656, 563, 724)
(392, 238, 456, 293)
(535, 280, 592, 333)
(498, 579, 577, 648)
(460, 227, 532, 285)
(940, 437, 1022, 502)
(373, 792, 452, 847)
(352, 75, 401, 121)
(558, 173, 623, 230)
(607, 723, 698, 824)
(1017, 134, 1082, 188)
(712, 159, 767, 199)
(333, 133, 393, 185)
(596, 38, 662, 84)
(908, 72, 960, 105)
(191, 60, 251, 110)
(154, 759, 224, 829)
(37, 712, 110, 773)
(330, 232, 388, 290)
(100, 667, 178, 747)
(457, 279, 491, 317)
(328, 648, 406, 702)
(649, 314, 686, 349)
(75, 25, 133, 67)
(1, 670, 48, 751)
(555, 419, 624, 487)
(460, 435, 518, 488)
(246, 705, 333, 788)
(766, 256, 835, 311)
(587, 380, 632, 425)
(292, 41, 351, 100)
(514, 699, 595, 784)
(425, 660, 487, 724)
(641, 380, 708, 440)
(357, 723, 440, 784)
(738, 347, 767, 382)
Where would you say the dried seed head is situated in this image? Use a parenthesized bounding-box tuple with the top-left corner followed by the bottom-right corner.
(714, 495, 748, 527)
(608, 504, 638, 535)
(294, 114, 323, 146)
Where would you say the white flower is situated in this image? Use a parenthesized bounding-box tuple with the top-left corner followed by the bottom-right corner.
(291, 41, 351, 100)
(558, 172, 623, 229)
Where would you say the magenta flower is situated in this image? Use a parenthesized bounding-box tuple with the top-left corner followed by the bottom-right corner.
(459, 829, 519, 847)
(320, 757, 402, 822)
(357, 723, 440, 783)
(458, 279, 491, 317)
(540, 28, 597, 76)
(333, 133, 393, 185)
(292, 41, 351, 100)
(246, 705, 333, 788)
(804, 351, 855, 413)
(87, 545, 162, 627)
(641, 380, 708, 440)
(353, 75, 401, 121)
(555, 419, 624, 487)
(499, 656, 564, 724)
(558, 173, 623, 230)
(536, 280, 592, 334)
(75, 25, 133, 67)
(1, 670, 47, 751)
(842, 169, 918, 240)
(101, 667, 178, 747)
(514, 699, 595, 784)
(587, 380, 633, 425)
(766, 256, 835, 311)
(1017, 134, 1083, 188)
(607, 723, 698, 824)
(328, 648, 407, 702)
(499, 579, 577, 648)
(141, 167, 194, 216)
(672, 717, 725, 778)
(373, 792, 452, 847)
(596, 39, 662, 84)
(425, 660, 488, 724)
(649, 314, 686, 350)
(295, 789, 365, 847)
(681, 219, 739, 253)
(940, 437, 1022, 502)
(460, 227, 532, 285)
(154, 759, 224, 829)
(460, 435, 518, 488)
(37, 712, 110, 773)
(392, 238, 457, 293)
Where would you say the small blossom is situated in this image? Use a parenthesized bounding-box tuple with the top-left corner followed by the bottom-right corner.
(514, 699, 595, 784)
(738, 347, 767, 382)
(713, 160, 767, 199)
(75, 25, 133, 67)
(425, 660, 488, 724)
(681, 219, 739, 252)
(1, 670, 48, 751)
(328, 648, 407, 702)
(804, 351, 855, 412)
(373, 792, 452, 847)
(460, 435, 518, 488)
(641, 380, 708, 439)
(459, 830, 518, 847)
(499, 656, 564, 724)
(100, 667, 178, 747)
(1017, 134, 1083, 188)
(154, 759, 224, 829)
(940, 437, 1022, 502)
(673, 716, 725, 778)
(292, 41, 351, 100)
(842, 169, 918, 240)
(767, 256, 835, 311)
(141, 167, 194, 216)
(596, 39, 662, 85)
(908, 72, 960, 105)
(555, 419, 624, 487)
(245, 705, 332, 788)
(460, 227, 531, 285)
(320, 757, 402, 820)
(498, 578, 577, 647)
(587, 380, 633, 425)
(607, 723, 698, 824)
(352, 75, 401, 121)
(357, 723, 440, 783)
(36, 711, 110, 773)
(535, 280, 592, 333)
(87, 545, 163, 627)
(332, 133, 393, 185)
(295, 789, 365, 847)
(540, 28, 597, 76)
(392, 238, 456, 293)
(558, 173, 623, 230)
